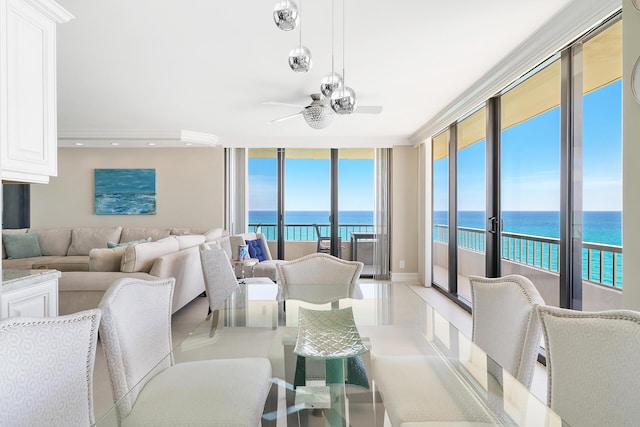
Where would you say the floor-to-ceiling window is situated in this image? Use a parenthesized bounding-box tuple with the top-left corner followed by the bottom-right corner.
(247, 148, 377, 262)
(456, 108, 486, 302)
(580, 20, 623, 310)
(500, 57, 562, 307)
(432, 130, 450, 291)
(429, 14, 623, 312)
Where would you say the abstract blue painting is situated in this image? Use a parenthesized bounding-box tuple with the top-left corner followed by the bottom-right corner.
(94, 169, 156, 215)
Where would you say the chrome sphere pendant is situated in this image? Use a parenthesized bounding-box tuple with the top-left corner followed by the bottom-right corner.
(273, 0, 299, 31)
(288, 45, 312, 72)
(320, 72, 343, 97)
(330, 86, 357, 114)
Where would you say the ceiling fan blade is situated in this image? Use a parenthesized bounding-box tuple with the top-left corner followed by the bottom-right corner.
(355, 105, 383, 114)
(268, 112, 303, 124)
(263, 101, 306, 109)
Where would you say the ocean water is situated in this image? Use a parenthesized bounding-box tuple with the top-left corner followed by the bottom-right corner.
(433, 210, 622, 246)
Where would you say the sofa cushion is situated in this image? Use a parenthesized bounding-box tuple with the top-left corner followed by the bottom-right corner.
(246, 239, 267, 262)
(121, 237, 180, 273)
(121, 228, 171, 243)
(2, 228, 28, 259)
(107, 237, 151, 248)
(29, 229, 72, 256)
(67, 227, 123, 256)
(175, 234, 206, 250)
(3, 233, 42, 259)
(203, 228, 226, 241)
(89, 246, 127, 272)
(59, 271, 157, 292)
(32, 256, 89, 272)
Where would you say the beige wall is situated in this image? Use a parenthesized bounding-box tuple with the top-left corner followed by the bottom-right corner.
(391, 145, 419, 278)
(29, 147, 225, 230)
(623, 0, 640, 310)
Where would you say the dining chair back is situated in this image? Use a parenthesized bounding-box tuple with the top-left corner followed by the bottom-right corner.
(0, 309, 101, 427)
(277, 252, 363, 286)
(469, 274, 544, 388)
(200, 243, 239, 311)
(537, 305, 640, 427)
(99, 277, 273, 426)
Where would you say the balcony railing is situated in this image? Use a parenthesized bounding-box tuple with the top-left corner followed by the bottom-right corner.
(248, 223, 374, 242)
(434, 224, 623, 288)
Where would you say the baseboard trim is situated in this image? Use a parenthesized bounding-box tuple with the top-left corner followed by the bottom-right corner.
(390, 272, 419, 282)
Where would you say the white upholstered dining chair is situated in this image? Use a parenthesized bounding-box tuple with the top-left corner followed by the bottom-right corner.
(98, 277, 272, 427)
(373, 274, 544, 426)
(469, 274, 545, 388)
(276, 253, 364, 305)
(200, 242, 239, 336)
(537, 305, 640, 427)
(0, 309, 101, 427)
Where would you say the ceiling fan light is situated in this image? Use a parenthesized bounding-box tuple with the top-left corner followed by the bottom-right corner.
(288, 45, 312, 72)
(320, 72, 343, 97)
(303, 105, 334, 129)
(273, 0, 299, 31)
(330, 86, 357, 114)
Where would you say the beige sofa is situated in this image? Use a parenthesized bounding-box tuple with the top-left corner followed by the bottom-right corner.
(217, 232, 284, 281)
(1, 227, 227, 315)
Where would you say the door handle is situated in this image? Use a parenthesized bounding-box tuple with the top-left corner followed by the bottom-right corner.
(488, 216, 497, 234)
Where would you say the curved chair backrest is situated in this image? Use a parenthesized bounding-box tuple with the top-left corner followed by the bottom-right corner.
(469, 274, 544, 388)
(200, 243, 239, 311)
(276, 253, 363, 286)
(98, 277, 175, 419)
(537, 305, 640, 427)
(0, 309, 101, 427)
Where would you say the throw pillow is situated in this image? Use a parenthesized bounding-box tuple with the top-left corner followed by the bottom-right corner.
(3, 233, 42, 259)
(246, 238, 266, 262)
(107, 237, 152, 248)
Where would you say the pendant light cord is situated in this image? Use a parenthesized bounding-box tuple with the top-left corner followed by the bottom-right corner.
(331, 0, 334, 75)
(342, 0, 346, 85)
(299, 0, 303, 46)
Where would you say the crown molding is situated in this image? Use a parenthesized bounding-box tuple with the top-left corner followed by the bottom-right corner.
(23, 0, 74, 23)
(57, 130, 220, 148)
(220, 135, 410, 148)
(410, 0, 621, 145)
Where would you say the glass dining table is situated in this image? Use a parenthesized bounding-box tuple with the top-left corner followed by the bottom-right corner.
(93, 281, 564, 426)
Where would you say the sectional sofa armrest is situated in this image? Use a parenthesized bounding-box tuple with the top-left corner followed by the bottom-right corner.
(150, 246, 205, 313)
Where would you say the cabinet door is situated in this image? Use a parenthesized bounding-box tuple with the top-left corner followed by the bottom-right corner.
(1, 279, 58, 318)
(0, 0, 58, 183)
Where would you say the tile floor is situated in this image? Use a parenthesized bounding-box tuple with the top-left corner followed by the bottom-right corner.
(92, 280, 549, 421)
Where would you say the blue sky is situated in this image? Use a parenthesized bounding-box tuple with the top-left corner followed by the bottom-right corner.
(435, 80, 622, 212)
(248, 157, 374, 211)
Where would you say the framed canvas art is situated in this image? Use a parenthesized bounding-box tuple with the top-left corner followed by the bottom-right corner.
(94, 168, 156, 215)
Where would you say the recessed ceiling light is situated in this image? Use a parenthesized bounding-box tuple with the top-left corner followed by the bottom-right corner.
(74, 142, 84, 146)
(111, 142, 120, 146)
(185, 143, 193, 146)
(148, 142, 157, 146)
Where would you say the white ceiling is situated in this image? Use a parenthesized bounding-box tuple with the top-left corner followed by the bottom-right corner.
(55, 0, 578, 148)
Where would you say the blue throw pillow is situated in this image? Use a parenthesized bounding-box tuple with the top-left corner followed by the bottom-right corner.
(246, 239, 266, 262)
(3, 233, 42, 259)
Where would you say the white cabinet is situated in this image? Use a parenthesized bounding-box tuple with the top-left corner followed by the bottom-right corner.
(0, 0, 72, 184)
(1, 269, 60, 318)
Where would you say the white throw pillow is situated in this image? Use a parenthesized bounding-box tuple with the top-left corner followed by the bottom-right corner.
(174, 234, 206, 250)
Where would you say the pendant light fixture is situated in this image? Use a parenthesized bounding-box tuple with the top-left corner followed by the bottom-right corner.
(320, 0, 343, 97)
(288, 0, 312, 72)
(330, 0, 357, 114)
(273, 0, 299, 31)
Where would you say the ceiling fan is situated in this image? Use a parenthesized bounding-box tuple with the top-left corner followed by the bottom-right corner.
(265, 93, 382, 129)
